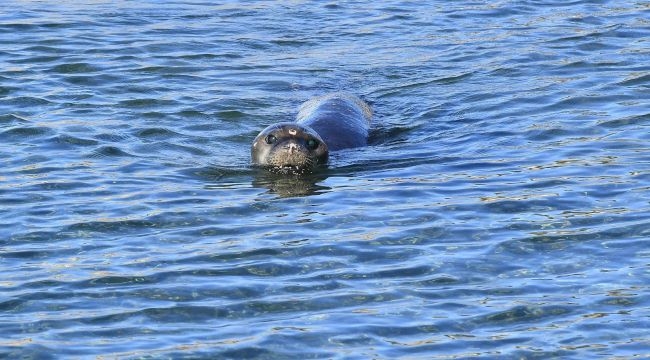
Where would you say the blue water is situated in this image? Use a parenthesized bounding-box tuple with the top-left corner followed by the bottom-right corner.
(2, 1, 649, 358)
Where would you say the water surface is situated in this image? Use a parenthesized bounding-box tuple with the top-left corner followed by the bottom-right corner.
(1, 1, 649, 358)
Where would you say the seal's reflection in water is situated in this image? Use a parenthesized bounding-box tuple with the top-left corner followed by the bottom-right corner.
(252, 169, 330, 197)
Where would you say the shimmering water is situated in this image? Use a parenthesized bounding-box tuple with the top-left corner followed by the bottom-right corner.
(2, 1, 649, 358)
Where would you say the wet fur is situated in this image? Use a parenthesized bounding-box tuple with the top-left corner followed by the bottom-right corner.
(251, 93, 371, 173)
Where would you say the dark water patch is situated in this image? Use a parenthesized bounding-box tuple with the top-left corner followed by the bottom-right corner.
(597, 295, 641, 308)
(410, 277, 464, 293)
(130, 64, 206, 75)
(38, 21, 91, 30)
(61, 74, 114, 86)
(243, 290, 403, 316)
(8, 162, 82, 176)
(2, 96, 52, 107)
(475, 304, 575, 328)
(139, 111, 171, 120)
(187, 165, 253, 184)
(0, 193, 52, 208)
(280, 279, 347, 295)
(71, 306, 224, 328)
(4, 279, 68, 294)
(574, 40, 621, 52)
(5, 230, 68, 244)
(0, 299, 25, 312)
(50, 134, 99, 147)
(551, 59, 629, 75)
(27, 180, 94, 192)
(8, 55, 61, 64)
(50, 62, 101, 74)
(134, 127, 179, 139)
(0, 345, 57, 360)
(16, 45, 68, 54)
(176, 109, 212, 120)
(482, 198, 560, 215)
(118, 98, 178, 108)
(137, 141, 211, 157)
(567, 15, 606, 26)
(176, 52, 233, 61)
(1, 126, 53, 138)
(176, 248, 283, 266)
(492, 225, 639, 256)
(552, 24, 624, 43)
(143, 261, 307, 281)
(85, 275, 155, 287)
(250, 172, 331, 198)
(1, 249, 53, 260)
(45, 93, 96, 104)
(0, 85, 17, 96)
(598, 113, 650, 128)
(65, 216, 192, 235)
(520, 178, 576, 189)
(215, 110, 248, 120)
(618, 73, 650, 87)
(91, 132, 132, 143)
(0, 113, 29, 124)
(364, 265, 435, 279)
(0, 22, 41, 32)
(88, 145, 134, 158)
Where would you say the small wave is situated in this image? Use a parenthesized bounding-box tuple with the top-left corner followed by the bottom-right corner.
(3, 96, 52, 107)
(134, 127, 179, 139)
(618, 73, 650, 87)
(1, 126, 52, 138)
(50, 134, 99, 146)
(89, 145, 134, 158)
(50, 62, 101, 74)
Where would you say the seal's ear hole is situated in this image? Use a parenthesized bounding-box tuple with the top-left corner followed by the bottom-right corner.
(265, 135, 277, 144)
(306, 139, 319, 150)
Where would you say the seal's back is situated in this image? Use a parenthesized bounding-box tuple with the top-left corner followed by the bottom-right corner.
(296, 93, 371, 151)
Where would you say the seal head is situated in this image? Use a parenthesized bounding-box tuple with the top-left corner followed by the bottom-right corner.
(251, 122, 328, 174)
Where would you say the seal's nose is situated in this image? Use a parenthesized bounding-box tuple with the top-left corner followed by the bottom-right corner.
(287, 143, 298, 153)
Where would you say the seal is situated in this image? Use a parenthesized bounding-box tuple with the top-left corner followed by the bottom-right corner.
(251, 93, 371, 174)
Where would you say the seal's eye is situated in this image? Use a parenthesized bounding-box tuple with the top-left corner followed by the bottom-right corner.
(265, 135, 277, 144)
(306, 139, 318, 150)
